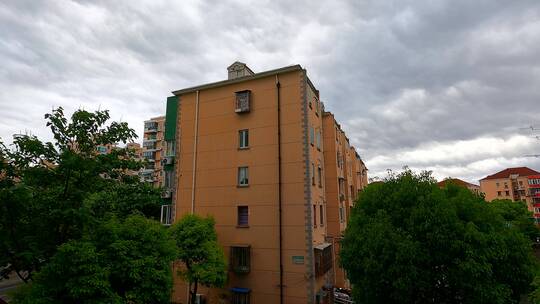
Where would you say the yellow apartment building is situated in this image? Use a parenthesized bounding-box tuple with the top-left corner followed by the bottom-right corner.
(321, 112, 368, 289)
(165, 62, 367, 304)
(480, 167, 540, 223)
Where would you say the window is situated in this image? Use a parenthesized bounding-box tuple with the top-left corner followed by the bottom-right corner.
(504, 182, 508, 189)
(235, 90, 251, 113)
(519, 181, 523, 186)
(97, 146, 108, 154)
(239, 129, 249, 149)
(164, 170, 174, 189)
(317, 166, 322, 188)
(505, 191, 510, 196)
(496, 182, 499, 187)
(238, 167, 249, 186)
(237, 206, 249, 227)
(313, 204, 317, 228)
(230, 246, 250, 273)
(309, 126, 315, 145)
(339, 203, 345, 223)
(497, 191, 502, 196)
(316, 129, 321, 150)
(319, 205, 324, 226)
(231, 289, 250, 304)
(165, 140, 175, 156)
(160, 205, 172, 225)
(311, 163, 315, 185)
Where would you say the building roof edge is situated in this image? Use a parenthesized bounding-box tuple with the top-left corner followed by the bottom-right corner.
(172, 64, 303, 96)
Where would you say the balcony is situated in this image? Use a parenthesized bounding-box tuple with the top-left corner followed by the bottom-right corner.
(141, 167, 154, 173)
(314, 243, 332, 277)
(144, 122, 159, 132)
(143, 152, 156, 161)
(235, 90, 251, 113)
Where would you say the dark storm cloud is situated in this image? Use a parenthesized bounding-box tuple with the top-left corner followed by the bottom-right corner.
(1, 0, 539, 183)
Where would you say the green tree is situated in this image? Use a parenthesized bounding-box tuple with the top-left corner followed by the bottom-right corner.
(340, 170, 537, 304)
(0, 107, 160, 283)
(169, 214, 227, 304)
(12, 215, 175, 304)
(488, 199, 540, 242)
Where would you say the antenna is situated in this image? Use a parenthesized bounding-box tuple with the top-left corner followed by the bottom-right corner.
(521, 124, 540, 158)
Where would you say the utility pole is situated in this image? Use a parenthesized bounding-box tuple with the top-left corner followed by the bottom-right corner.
(521, 125, 540, 158)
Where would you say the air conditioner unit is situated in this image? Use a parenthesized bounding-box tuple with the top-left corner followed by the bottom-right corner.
(161, 189, 172, 198)
(195, 294, 206, 304)
(164, 156, 174, 165)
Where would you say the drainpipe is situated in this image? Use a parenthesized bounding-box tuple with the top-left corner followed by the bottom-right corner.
(191, 90, 200, 214)
(276, 75, 284, 304)
(186, 90, 200, 303)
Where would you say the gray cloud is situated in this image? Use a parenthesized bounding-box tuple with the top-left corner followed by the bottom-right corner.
(1, 0, 540, 184)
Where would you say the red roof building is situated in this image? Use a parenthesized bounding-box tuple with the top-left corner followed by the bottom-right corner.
(479, 167, 540, 224)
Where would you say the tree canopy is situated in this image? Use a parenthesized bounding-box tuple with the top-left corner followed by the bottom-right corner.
(340, 170, 538, 304)
(11, 215, 176, 304)
(0, 107, 171, 303)
(169, 214, 227, 304)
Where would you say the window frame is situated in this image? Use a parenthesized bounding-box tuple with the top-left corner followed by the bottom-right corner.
(230, 245, 251, 273)
(319, 204, 324, 226)
(238, 129, 249, 149)
(231, 290, 250, 304)
(313, 204, 317, 228)
(238, 167, 249, 187)
(311, 163, 316, 185)
(317, 165, 322, 188)
(237, 205, 249, 227)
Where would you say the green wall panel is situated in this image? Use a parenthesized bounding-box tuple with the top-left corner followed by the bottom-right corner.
(164, 96, 178, 140)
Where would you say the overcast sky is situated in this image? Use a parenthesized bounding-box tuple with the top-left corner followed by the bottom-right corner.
(1, 0, 540, 183)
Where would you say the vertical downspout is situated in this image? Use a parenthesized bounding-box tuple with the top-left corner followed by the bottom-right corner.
(191, 90, 200, 214)
(276, 75, 284, 304)
(187, 90, 200, 303)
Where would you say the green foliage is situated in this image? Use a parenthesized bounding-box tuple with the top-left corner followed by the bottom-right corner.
(169, 214, 227, 304)
(0, 107, 169, 302)
(340, 170, 537, 304)
(12, 215, 175, 304)
(488, 199, 540, 242)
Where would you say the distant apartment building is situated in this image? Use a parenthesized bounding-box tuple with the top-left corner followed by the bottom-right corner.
(322, 112, 367, 289)
(437, 178, 480, 194)
(480, 167, 540, 222)
(140, 116, 166, 187)
(164, 62, 367, 304)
